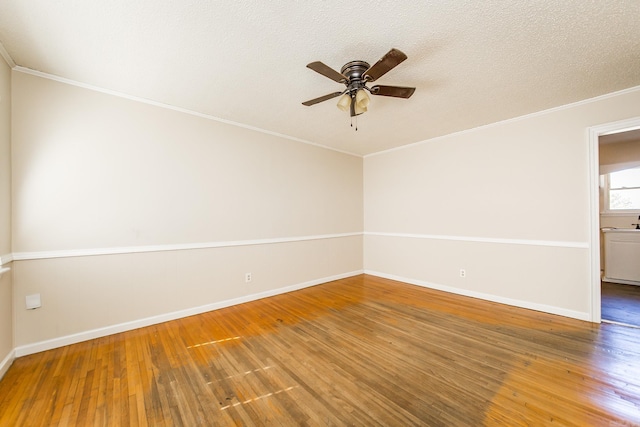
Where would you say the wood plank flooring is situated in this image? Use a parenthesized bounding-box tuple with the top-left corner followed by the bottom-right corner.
(2, 274, 640, 426)
(602, 281, 640, 327)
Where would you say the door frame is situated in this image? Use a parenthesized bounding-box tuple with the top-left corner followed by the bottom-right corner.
(588, 117, 640, 322)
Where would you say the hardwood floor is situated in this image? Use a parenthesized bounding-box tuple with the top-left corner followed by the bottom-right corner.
(602, 281, 640, 327)
(1, 274, 640, 426)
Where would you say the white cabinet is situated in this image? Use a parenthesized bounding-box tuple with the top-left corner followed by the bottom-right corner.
(602, 228, 640, 285)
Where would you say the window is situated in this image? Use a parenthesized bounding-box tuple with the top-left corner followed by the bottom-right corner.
(603, 167, 640, 212)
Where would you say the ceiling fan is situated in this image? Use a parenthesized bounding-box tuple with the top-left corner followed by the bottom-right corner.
(302, 48, 416, 119)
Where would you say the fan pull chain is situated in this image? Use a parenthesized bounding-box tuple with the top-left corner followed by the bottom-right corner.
(350, 116, 358, 131)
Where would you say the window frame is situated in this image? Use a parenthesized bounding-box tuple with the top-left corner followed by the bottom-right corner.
(601, 168, 640, 215)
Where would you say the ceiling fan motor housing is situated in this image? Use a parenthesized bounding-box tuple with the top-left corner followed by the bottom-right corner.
(340, 61, 370, 93)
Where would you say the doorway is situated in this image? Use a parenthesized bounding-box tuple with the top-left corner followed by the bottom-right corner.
(589, 117, 640, 324)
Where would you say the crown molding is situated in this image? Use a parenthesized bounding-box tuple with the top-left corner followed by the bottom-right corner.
(13, 66, 362, 158)
(0, 41, 15, 68)
(365, 85, 640, 159)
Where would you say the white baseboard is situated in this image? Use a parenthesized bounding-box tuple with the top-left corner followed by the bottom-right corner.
(0, 349, 15, 380)
(14, 270, 363, 357)
(11, 269, 589, 358)
(365, 270, 591, 322)
(603, 277, 640, 286)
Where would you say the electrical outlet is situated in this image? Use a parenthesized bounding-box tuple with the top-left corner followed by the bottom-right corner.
(25, 294, 42, 310)
(245, 273, 252, 283)
(459, 269, 466, 278)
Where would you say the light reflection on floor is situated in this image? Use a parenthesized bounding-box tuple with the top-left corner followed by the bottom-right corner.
(186, 336, 241, 348)
(219, 386, 299, 411)
(206, 366, 274, 384)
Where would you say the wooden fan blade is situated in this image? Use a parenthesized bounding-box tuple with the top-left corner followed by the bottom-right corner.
(370, 85, 416, 98)
(306, 62, 347, 83)
(302, 92, 343, 106)
(363, 48, 408, 82)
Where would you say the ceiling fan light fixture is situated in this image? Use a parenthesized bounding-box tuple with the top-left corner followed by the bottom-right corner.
(336, 93, 351, 112)
(354, 89, 370, 114)
(303, 48, 415, 128)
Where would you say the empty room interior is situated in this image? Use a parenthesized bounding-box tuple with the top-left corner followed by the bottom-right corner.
(1, 1, 640, 425)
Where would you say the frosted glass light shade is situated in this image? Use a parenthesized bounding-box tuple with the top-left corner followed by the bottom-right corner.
(354, 89, 370, 115)
(337, 93, 351, 112)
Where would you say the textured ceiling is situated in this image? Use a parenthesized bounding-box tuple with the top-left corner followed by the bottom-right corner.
(1, 1, 639, 155)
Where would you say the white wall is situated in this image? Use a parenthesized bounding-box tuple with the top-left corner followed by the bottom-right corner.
(601, 215, 640, 229)
(0, 54, 13, 377)
(8, 65, 640, 357)
(11, 71, 363, 353)
(364, 87, 640, 320)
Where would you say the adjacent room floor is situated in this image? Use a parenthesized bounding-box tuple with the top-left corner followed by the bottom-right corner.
(602, 281, 640, 328)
